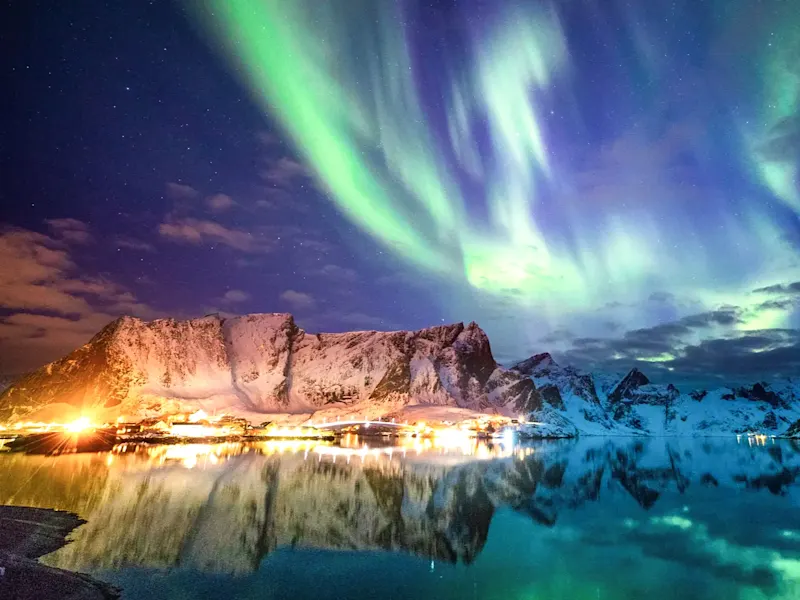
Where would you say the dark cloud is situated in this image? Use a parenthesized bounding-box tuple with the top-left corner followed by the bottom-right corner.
(538, 328, 575, 345)
(558, 307, 798, 384)
(753, 281, 800, 295)
(679, 309, 742, 328)
(570, 337, 606, 347)
(666, 331, 800, 380)
(758, 298, 798, 311)
(648, 291, 675, 303)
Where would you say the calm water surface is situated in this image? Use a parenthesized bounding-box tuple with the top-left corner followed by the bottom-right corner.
(1, 436, 799, 599)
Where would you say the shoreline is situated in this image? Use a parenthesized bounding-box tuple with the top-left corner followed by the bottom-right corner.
(0, 506, 119, 599)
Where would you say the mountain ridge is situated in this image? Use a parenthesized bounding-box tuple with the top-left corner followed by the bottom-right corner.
(511, 352, 800, 437)
(1, 315, 799, 436)
(0, 313, 540, 422)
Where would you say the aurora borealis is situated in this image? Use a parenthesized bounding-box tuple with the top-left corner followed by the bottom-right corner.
(3, 0, 800, 382)
(196, 0, 800, 373)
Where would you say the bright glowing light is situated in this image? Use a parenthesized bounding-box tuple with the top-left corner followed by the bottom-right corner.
(66, 417, 92, 433)
(501, 427, 515, 447)
(260, 425, 329, 439)
(169, 423, 237, 438)
(188, 409, 209, 423)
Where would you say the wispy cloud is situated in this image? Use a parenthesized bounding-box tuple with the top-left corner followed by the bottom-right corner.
(158, 218, 272, 253)
(45, 218, 92, 244)
(165, 182, 199, 199)
(279, 289, 315, 310)
(206, 193, 236, 213)
(260, 157, 310, 186)
(0, 224, 160, 373)
(220, 289, 251, 304)
(116, 237, 156, 252)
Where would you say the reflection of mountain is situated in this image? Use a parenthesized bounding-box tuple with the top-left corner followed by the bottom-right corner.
(1, 439, 798, 574)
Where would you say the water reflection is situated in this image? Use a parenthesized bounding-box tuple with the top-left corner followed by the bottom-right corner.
(1, 437, 799, 599)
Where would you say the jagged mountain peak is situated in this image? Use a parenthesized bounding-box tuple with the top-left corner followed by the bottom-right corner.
(608, 368, 651, 404)
(511, 352, 558, 377)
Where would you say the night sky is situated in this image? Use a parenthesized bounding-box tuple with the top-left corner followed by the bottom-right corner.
(2, 0, 799, 384)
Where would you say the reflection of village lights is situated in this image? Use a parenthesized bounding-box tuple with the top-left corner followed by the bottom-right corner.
(263, 426, 326, 438)
(99, 436, 532, 473)
(501, 427, 515, 446)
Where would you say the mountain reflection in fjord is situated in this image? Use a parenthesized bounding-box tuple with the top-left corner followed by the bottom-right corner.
(1, 438, 799, 600)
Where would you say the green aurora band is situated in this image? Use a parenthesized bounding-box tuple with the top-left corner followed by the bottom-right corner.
(194, 0, 799, 337)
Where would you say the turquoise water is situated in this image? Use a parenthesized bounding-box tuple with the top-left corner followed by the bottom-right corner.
(1, 437, 798, 599)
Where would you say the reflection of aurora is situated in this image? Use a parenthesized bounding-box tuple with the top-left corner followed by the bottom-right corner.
(193, 0, 800, 338)
(0, 438, 799, 598)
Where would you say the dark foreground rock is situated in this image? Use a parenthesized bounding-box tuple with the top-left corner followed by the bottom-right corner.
(0, 506, 119, 600)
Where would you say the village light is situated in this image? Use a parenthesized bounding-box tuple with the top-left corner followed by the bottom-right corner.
(66, 417, 92, 433)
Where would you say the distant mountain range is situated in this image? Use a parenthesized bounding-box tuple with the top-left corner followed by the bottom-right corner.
(511, 353, 800, 437)
(1, 314, 798, 437)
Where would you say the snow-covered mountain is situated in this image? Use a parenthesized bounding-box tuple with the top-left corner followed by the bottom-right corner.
(0, 314, 539, 422)
(511, 353, 800, 438)
(2, 313, 798, 437)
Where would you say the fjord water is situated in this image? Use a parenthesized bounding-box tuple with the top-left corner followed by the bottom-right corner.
(1, 438, 798, 600)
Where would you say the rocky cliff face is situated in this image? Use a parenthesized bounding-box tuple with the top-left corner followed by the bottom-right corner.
(511, 353, 615, 434)
(0, 314, 539, 422)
